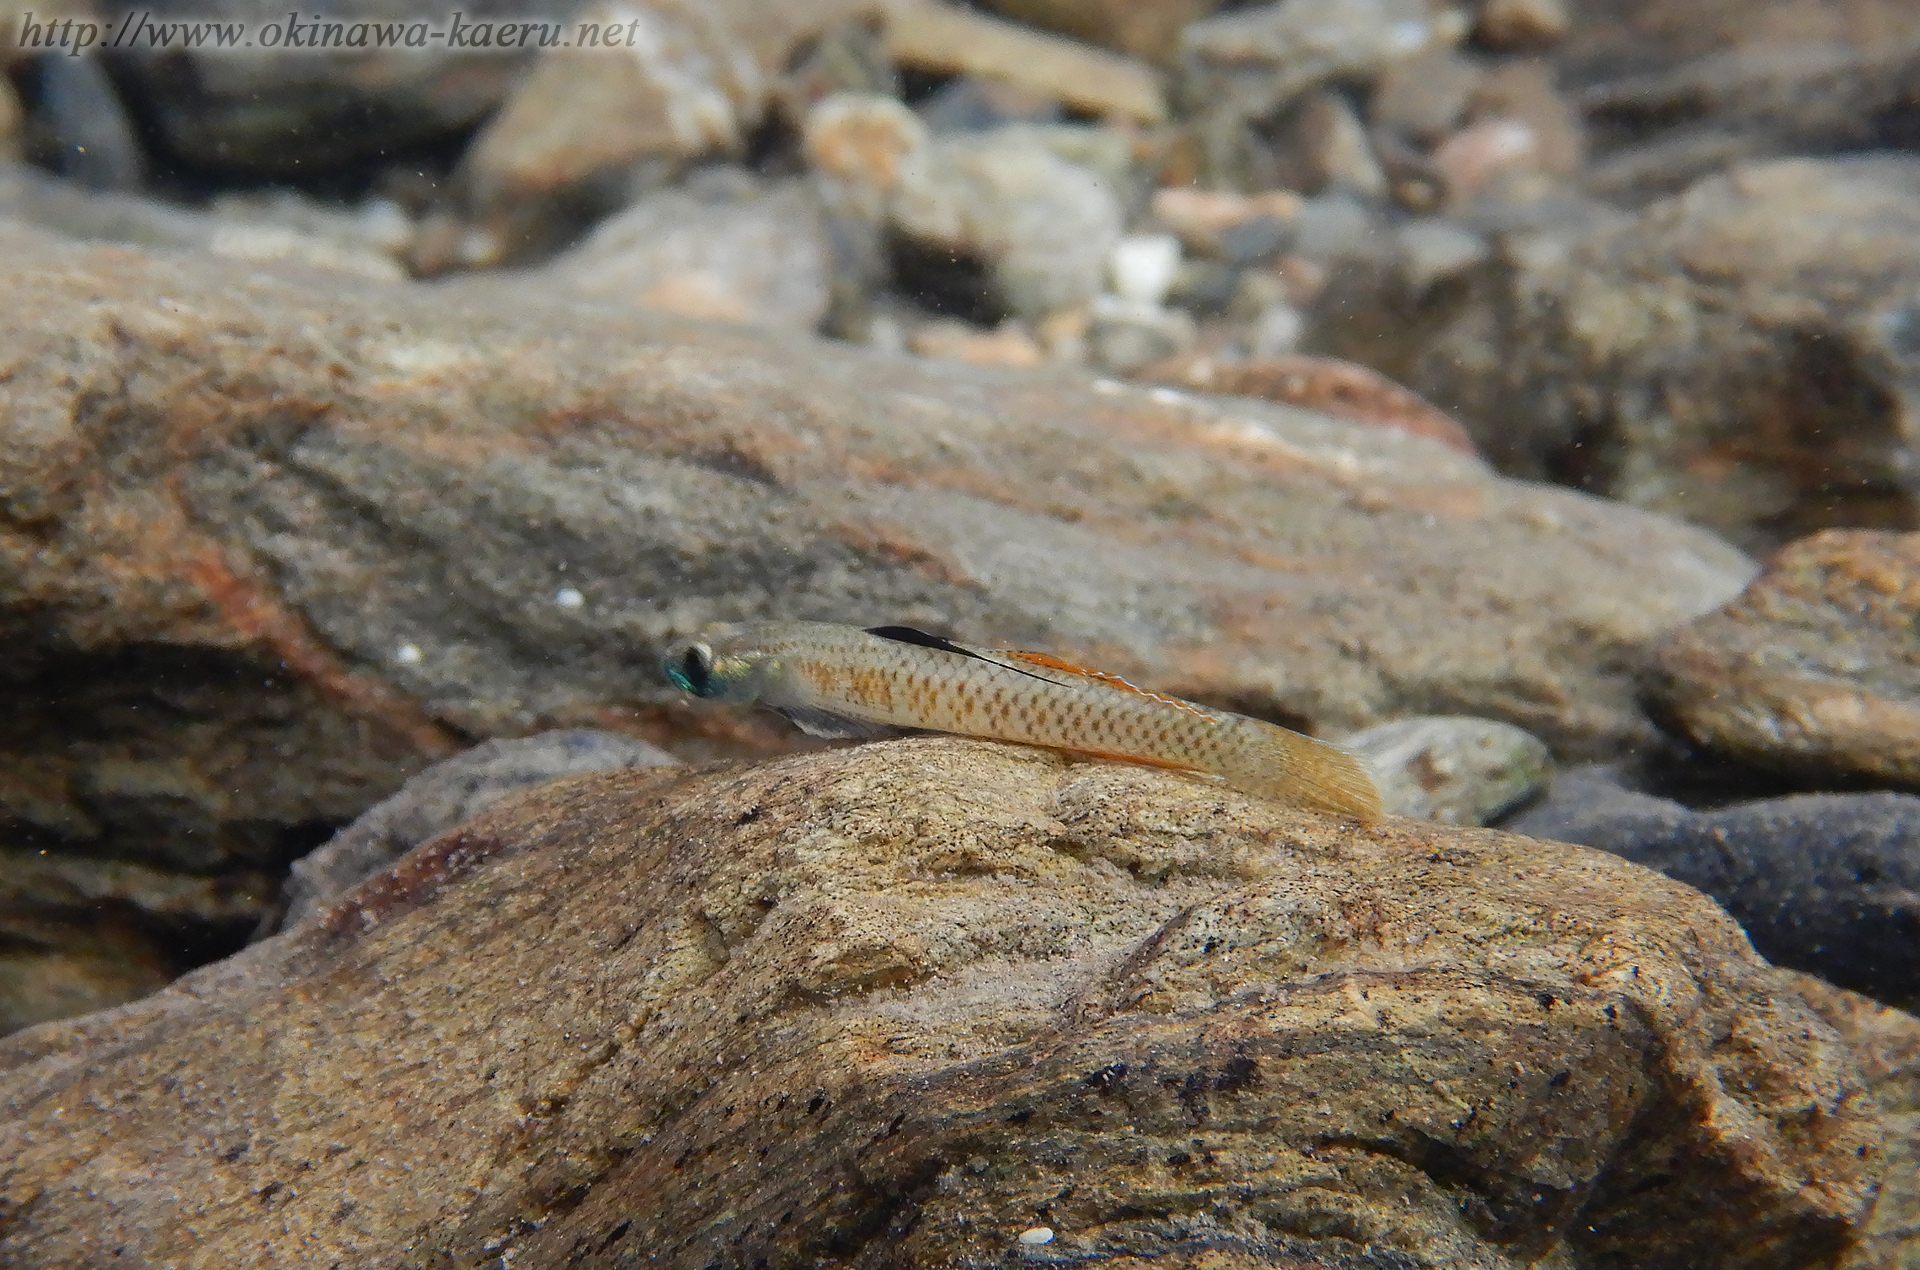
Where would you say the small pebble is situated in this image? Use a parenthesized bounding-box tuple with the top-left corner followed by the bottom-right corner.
(1108, 234, 1182, 308)
(395, 642, 424, 666)
(1017, 1227, 1055, 1246)
(1342, 715, 1553, 825)
(554, 587, 585, 609)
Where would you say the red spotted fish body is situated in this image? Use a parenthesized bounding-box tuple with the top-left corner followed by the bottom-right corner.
(663, 622, 1381, 820)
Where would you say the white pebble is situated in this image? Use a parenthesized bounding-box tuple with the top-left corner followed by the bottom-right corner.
(1250, 301, 1304, 357)
(1108, 233, 1182, 308)
(1017, 1227, 1054, 1246)
(554, 587, 585, 609)
(394, 642, 423, 666)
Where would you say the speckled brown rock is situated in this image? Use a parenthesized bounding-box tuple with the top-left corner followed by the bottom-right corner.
(0, 739, 1893, 1268)
(1648, 530, 1920, 785)
(1789, 973, 1920, 1270)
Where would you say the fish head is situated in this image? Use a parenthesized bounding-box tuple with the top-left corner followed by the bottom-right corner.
(662, 629, 777, 702)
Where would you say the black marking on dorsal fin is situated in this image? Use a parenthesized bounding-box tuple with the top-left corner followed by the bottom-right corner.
(863, 624, 1055, 683)
(864, 624, 977, 656)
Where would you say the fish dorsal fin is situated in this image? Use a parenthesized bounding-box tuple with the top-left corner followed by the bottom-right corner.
(864, 625, 978, 656)
(1000, 651, 1219, 722)
(864, 624, 1059, 684)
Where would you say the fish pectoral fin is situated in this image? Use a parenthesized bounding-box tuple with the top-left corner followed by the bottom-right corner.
(774, 705, 901, 740)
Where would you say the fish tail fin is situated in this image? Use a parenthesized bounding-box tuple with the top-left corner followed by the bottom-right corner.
(1225, 721, 1383, 821)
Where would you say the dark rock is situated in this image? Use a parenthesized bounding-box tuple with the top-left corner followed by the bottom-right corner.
(914, 75, 1063, 134)
(0, 894, 210, 1036)
(271, 730, 679, 936)
(30, 52, 142, 190)
(1180, 0, 1464, 185)
(101, 0, 555, 178)
(1507, 765, 1920, 1007)
(0, 738, 1890, 1268)
(1648, 530, 1920, 787)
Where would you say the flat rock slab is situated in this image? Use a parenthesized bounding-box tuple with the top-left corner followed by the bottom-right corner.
(1648, 529, 1920, 787)
(0, 739, 1890, 1269)
(0, 221, 1751, 879)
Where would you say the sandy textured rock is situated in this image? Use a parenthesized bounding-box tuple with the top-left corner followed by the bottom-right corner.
(0, 220, 1749, 890)
(1648, 530, 1920, 786)
(1791, 973, 1920, 1270)
(0, 738, 1892, 1268)
(1321, 157, 1920, 548)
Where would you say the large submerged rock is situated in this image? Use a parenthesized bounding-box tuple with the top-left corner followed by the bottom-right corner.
(0, 738, 1894, 1267)
(0, 217, 1752, 1027)
(0, 221, 1750, 865)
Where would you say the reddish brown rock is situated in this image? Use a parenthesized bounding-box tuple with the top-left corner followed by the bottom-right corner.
(1648, 529, 1920, 785)
(1137, 351, 1478, 451)
(0, 739, 1893, 1267)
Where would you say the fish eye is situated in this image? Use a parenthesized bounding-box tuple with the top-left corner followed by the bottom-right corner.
(665, 641, 715, 696)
